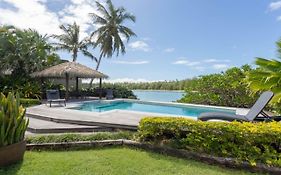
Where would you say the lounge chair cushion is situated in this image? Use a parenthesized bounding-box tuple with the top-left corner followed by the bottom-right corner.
(198, 112, 249, 121)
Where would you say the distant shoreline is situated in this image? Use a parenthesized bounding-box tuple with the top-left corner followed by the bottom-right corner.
(132, 89, 185, 93)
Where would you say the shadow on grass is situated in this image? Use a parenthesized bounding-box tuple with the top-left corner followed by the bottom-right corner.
(126, 147, 261, 175)
(0, 161, 23, 175)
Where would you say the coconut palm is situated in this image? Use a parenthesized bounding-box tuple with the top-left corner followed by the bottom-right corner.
(246, 41, 281, 104)
(89, 0, 136, 70)
(52, 22, 96, 62)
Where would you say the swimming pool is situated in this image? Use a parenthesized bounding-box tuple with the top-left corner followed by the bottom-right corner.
(75, 100, 236, 118)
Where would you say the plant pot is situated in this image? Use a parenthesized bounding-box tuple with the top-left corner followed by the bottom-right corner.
(0, 141, 26, 167)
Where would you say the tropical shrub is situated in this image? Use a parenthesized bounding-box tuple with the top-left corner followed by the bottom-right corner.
(20, 98, 41, 107)
(102, 80, 191, 91)
(0, 93, 29, 147)
(0, 26, 61, 78)
(26, 131, 135, 144)
(0, 76, 41, 99)
(246, 57, 281, 114)
(178, 65, 257, 108)
(138, 117, 281, 167)
(81, 84, 137, 99)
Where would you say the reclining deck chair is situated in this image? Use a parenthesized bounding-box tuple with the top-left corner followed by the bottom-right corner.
(198, 91, 274, 122)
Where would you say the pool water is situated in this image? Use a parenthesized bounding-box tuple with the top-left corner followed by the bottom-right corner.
(77, 101, 235, 117)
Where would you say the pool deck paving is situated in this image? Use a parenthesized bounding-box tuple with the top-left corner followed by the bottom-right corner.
(26, 99, 245, 134)
(27, 117, 112, 133)
(26, 103, 152, 131)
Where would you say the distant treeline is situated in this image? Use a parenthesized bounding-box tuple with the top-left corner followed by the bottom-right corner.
(83, 80, 191, 90)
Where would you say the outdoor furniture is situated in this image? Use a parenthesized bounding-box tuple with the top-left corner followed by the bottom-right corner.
(46, 90, 66, 107)
(106, 89, 114, 100)
(31, 62, 108, 100)
(198, 91, 274, 122)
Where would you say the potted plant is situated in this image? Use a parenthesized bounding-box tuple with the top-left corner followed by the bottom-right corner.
(0, 92, 29, 167)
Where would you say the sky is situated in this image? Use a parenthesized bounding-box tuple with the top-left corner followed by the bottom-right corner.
(1, 0, 281, 82)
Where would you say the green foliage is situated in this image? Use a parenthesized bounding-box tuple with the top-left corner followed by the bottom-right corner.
(26, 131, 135, 144)
(101, 84, 137, 99)
(19, 98, 41, 107)
(101, 80, 191, 91)
(246, 57, 281, 113)
(89, 0, 136, 70)
(52, 22, 95, 62)
(0, 76, 41, 99)
(81, 84, 137, 99)
(0, 26, 61, 78)
(138, 117, 281, 167)
(0, 93, 29, 147)
(179, 65, 257, 108)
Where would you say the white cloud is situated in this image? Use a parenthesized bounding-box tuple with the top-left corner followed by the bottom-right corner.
(163, 48, 175, 53)
(58, 0, 98, 38)
(173, 58, 200, 66)
(269, 1, 281, 11)
(173, 57, 232, 72)
(111, 60, 149, 65)
(128, 40, 151, 52)
(203, 59, 230, 63)
(0, 0, 99, 38)
(277, 16, 281, 21)
(194, 66, 205, 71)
(212, 64, 229, 70)
(0, 0, 61, 35)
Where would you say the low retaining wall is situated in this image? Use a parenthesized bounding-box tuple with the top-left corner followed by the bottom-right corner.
(26, 140, 281, 175)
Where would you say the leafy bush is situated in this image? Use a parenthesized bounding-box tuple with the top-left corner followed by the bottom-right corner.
(80, 84, 137, 99)
(99, 80, 191, 90)
(246, 57, 281, 114)
(138, 117, 281, 167)
(178, 65, 258, 108)
(26, 131, 135, 144)
(0, 76, 42, 99)
(0, 26, 61, 78)
(20, 98, 41, 107)
(0, 93, 29, 147)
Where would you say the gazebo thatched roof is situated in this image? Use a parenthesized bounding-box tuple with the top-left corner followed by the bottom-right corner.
(31, 62, 108, 79)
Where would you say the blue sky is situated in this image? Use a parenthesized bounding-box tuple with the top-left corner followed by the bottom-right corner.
(1, 0, 281, 82)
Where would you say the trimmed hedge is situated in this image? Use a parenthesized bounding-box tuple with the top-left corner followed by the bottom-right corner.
(26, 131, 135, 144)
(20, 98, 41, 107)
(138, 117, 281, 167)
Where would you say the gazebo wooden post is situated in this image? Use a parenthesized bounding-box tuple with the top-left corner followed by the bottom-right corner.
(40, 78, 44, 99)
(99, 78, 102, 99)
(76, 77, 79, 98)
(65, 73, 69, 100)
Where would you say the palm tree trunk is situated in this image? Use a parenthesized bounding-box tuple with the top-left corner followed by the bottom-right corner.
(72, 49, 78, 62)
(89, 54, 103, 88)
(95, 54, 102, 70)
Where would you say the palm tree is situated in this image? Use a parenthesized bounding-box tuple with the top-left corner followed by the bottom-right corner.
(89, 0, 136, 70)
(246, 41, 281, 105)
(52, 22, 96, 62)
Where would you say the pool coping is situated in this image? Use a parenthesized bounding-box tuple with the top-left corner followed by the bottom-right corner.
(67, 98, 239, 112)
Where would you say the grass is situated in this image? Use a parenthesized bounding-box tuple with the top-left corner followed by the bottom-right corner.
(0, 147, 261, 175)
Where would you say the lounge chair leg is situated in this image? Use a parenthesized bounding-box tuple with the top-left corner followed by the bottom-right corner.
(50, 101, 51, 107)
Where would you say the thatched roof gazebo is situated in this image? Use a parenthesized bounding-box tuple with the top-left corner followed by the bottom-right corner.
(31, 62, 108, 100)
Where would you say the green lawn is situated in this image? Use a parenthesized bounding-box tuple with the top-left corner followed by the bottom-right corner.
(0, 147, 261, 175)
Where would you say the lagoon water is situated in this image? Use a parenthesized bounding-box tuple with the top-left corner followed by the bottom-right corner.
(132, 90, 185, 102)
